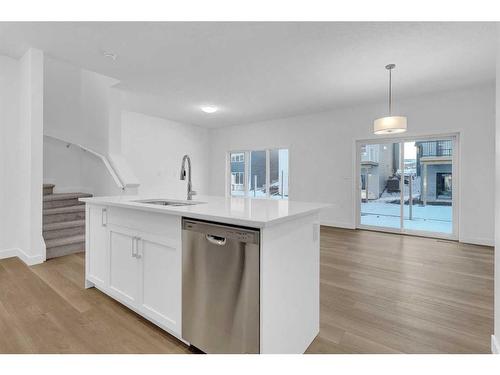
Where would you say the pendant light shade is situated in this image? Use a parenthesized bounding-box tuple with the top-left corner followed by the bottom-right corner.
(374, 64, 407, 135)
(373, 116, 407, 135)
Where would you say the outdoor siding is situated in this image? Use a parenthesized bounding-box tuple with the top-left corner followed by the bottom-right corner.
(423, 164, 452, 201)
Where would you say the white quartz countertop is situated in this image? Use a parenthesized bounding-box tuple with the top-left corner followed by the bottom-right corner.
(80, 195, 330, 228)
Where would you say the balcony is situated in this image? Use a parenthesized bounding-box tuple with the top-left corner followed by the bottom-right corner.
(418, 140, 452, 158)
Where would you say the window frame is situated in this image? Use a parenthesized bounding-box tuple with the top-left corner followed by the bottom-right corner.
(227, 148, 289, 199)
(354, 132, 459, 241)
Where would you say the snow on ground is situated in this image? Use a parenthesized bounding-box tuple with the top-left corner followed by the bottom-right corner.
(231, 189, 288, 199)
(361, 201, 452, 234)
(234, 189, 452, 233)
(376, 176, 422, 202)
(231, 189, 267, 197)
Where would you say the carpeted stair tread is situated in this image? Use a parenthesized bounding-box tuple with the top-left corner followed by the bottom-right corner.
(43, 192, 92, 202)
(45, 234, 85, 248)
(43, 219, 85, 232)
(43, 205, 86, 215)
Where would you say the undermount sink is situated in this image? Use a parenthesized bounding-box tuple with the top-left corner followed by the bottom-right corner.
(134, 199, 205, 207)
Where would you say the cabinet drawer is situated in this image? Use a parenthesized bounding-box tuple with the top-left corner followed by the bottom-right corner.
(107, 206, 181, 243)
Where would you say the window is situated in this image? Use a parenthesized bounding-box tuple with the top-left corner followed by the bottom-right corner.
(269, 149, 289, 199)
(228, 149, 289, 199)
(230, 152, 246, 196)
(249, 150, 266, 197)
(232, 172, 244, 185)
(231, 152, 244, 163)
(436, 173, 452, 199)
(360, 144, 380, 163)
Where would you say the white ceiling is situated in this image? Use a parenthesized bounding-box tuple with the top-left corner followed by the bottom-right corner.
(0, 22, 495, 128)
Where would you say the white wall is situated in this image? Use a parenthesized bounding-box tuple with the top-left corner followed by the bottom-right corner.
(209, 83, 495, 246)
(20, 49, 46, 262)
(0, 49, 45, 264)
(493, 27, 500, 354)
(121, 111, 210, 198)
(43, 57, 122, 196)
(0, 54, 21, 252)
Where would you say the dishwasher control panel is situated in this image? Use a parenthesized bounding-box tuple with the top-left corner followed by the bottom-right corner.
(182, 219, 260, 245)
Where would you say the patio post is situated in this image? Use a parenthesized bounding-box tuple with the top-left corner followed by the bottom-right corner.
(365, 171, 369, 202)
(409, 175, 413, 220)
(423, 163, 428, 206)
(254, 175, 257, 197)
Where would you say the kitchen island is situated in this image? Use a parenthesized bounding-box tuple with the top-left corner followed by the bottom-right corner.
(80, 194, 327, 354)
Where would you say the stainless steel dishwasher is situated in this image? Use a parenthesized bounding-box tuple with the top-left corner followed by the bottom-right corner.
(182, 218, 260, 354)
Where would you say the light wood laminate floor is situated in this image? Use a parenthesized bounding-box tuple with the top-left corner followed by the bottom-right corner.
(0, 227, 494, 353)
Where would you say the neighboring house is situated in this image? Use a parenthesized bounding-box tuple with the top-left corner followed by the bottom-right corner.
(415, 140, 452, 204)
(360, 144, 394, 200)
(230, 151, 267, 194)
(230, 151, 266, 193)
(230, 150, 288, 198)
(230, 152, 245, 193)
(249, 151, 266, 193)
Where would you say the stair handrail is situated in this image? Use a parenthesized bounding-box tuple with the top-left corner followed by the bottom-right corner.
(44, 134, 125, 191)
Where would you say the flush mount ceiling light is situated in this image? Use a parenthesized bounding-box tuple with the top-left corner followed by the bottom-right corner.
(102, 50, 117, 61)
(201, 105, 218, 114)
(373, 64, 407, 135)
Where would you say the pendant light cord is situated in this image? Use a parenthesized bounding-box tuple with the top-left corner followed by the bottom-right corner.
(388, 67, 392, 115)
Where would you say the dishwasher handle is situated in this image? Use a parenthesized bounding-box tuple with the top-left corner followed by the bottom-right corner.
(206, 234, 227, 246)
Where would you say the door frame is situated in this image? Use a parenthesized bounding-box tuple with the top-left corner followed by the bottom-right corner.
(354, 132, 459, 240)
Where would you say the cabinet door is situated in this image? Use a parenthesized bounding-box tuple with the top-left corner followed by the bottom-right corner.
(86, 205, 109, 287)
(137, 233, 181, 335)
(108, 226, 140, 306)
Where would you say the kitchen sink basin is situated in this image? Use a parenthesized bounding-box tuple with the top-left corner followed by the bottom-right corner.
(134, 199, 205, 207)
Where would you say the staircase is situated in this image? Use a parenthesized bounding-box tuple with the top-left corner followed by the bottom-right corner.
(43, 184, 92, 259)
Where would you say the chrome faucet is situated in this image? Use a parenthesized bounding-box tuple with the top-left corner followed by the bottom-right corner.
(180, 154, 196, 200)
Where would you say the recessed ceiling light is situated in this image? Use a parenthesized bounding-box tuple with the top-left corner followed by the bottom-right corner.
(201, 105, 218, 114)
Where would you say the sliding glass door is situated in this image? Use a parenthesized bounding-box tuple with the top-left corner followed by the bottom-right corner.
(358, 135, 456, 238)
(360, 142, 401, 229)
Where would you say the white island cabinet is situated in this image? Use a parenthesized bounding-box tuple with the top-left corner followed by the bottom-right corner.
(81, 195, 328, 353)
(85, 205, 182, 337)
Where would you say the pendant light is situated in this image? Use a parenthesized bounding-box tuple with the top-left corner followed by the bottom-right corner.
(373, 64, 407, 135)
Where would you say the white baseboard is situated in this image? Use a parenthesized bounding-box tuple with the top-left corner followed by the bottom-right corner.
(492, 335, 499, 354)
(17, 248, 45, 266)
(50, 185, 95, 195)
(321, 224, 494, 247)
(0, 247, 44, 266)
(459, 236, 494, 247)
(320, 221, 356, 230)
